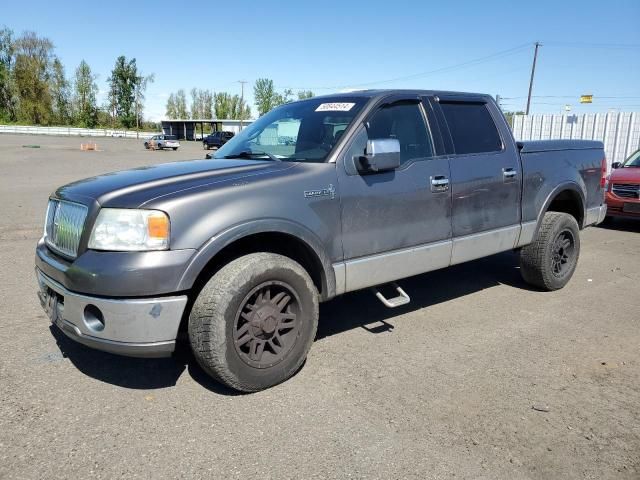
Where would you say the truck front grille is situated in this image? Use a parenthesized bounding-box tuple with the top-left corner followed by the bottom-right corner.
(45, 199, 88, 259)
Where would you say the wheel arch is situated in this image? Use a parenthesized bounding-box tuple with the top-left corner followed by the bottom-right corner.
(543, 184, 585, 225)
(177, 220, 336, 302)
(534, 182, 586, 236)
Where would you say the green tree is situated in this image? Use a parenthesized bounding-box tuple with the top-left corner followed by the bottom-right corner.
(107, 56, 139, 128)
(165, 93, 177, 119)
(253, 78, 278, 116)
(0, 26, 18, 122)
(201, 89, 213, 119)
(298, 90, 314, 100)
(175, 89, 188, 118)
(12, 31, 54, 124)
(189, 88, 214, 119)
(190, 87, 202, 119)
(214, 92, 250, 119)
(50, 58, 71, 124)
(134, 71, 154, 134)
(73, 60, 98, 127)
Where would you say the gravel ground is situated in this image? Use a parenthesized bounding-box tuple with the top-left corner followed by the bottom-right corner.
(0, 134, 638, 479)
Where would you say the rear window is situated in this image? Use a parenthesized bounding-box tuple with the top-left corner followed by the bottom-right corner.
(440, 102, 502, 155)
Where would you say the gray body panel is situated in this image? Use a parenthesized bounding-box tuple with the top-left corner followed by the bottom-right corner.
(36, 89, 606, 310)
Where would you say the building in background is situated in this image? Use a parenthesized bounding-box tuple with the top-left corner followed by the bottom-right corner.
(160, 119, 255, 141)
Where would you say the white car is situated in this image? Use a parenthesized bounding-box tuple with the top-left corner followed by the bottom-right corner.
(144, 135, 180, 151)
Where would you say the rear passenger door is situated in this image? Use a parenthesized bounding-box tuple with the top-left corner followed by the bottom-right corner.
(432, 97, 521, 264)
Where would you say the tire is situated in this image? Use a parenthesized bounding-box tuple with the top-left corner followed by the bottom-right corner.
(519, 212, 580, 291)
(157, 144, 163, 150)
(189, 253, 319, 392)
(144, 142, 149, 149)
(172, 147, 178, 151)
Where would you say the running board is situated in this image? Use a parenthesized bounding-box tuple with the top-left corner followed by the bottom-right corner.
(372, 283, 410, 308)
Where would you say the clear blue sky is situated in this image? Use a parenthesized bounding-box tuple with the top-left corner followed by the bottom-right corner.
(4, 0, 639, 120)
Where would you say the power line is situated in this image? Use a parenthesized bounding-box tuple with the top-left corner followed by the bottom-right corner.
(502, 95, 640, 99)
(276, 43, 532, 91)
(544, 41, 640, 49)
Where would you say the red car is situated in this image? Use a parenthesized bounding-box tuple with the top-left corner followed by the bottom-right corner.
(605, 149, 640, 219)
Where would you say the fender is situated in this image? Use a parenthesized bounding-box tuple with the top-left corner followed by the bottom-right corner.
(176, 218, 337, 300)
(530, 181, 586, 241)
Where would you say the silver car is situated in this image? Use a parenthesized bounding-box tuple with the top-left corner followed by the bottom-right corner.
(144, 134, 180, 151)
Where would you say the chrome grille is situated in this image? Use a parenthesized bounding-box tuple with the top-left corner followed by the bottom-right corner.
(44, 199, 88, 258)
(612, 183, 640, 199)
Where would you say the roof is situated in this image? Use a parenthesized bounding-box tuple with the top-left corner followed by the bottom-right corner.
(309, 89, 490, 100)
(160, 118, 255, 123)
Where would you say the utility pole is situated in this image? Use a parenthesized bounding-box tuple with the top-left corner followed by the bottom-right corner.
(525, 42, 541, 116)
(135, 83, 139, 139)
(238, 80, 247, 131)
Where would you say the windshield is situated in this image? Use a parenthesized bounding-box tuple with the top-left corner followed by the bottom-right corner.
(623, 150, 640, 167)
(214, 97, 368, 162)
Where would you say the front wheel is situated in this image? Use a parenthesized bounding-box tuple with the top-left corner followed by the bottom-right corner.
(519, 212, 580, 291)
(189, 253, 319, 392)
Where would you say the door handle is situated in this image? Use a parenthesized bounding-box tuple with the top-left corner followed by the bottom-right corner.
(502, 167, 517, 180)
(430, 175, 449, 192)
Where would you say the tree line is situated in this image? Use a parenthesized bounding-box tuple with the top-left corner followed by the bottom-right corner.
(164, 79, 314, 120)
(164, 88, 252, 120)
(1, 25, 318, 129)
(0, 26, 154, 129)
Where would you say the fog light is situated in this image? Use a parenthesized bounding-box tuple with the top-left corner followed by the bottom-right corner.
(83, 304, 105, 332)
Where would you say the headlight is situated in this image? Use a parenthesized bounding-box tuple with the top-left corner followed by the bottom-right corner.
(88, 209, 170, 251)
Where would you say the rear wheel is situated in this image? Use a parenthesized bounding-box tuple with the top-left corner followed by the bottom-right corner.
(189, 253, 319, 392)
(172, 147, 178, 151)
(519, 212, 580, 291)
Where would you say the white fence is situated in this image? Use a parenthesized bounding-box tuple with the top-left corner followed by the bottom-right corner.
(512, 112, 640, 166)
(0, 124, 156, 139)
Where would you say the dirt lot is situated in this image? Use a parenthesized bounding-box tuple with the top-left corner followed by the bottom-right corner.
(0, 134, 638, 479)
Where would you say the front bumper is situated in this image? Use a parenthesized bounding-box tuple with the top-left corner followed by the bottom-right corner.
(35, 238, 195, 297)
(36, 268, 188, 358)
(605, 192, 640, 218)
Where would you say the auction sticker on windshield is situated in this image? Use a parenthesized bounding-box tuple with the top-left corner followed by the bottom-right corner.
(315, 103, 355, 112)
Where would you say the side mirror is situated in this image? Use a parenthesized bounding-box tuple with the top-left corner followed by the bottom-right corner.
(356, 139, 401, 174)
(611, 162, 622, 169)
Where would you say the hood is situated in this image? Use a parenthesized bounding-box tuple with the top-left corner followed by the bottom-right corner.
(53, 158, 291, 207)
(609, 167, 640, 183)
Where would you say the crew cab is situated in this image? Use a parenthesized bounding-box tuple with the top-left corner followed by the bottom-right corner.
(605, 149, 640, 219)
(203, 131, 234, 150)
(35, 90, 607, 392)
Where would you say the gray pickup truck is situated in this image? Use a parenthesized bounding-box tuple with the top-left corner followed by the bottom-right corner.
(36, 90, 607, 391)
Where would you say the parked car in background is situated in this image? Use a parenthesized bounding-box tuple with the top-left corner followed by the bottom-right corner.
(144, 135, 180, 151)
(605, 149, 640, 219)
(203, 131, 234, 150)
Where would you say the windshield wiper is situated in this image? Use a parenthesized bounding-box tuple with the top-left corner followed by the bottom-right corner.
(224, 151, 281, 162)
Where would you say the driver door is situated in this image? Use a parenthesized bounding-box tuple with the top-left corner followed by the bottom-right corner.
(337, 97, 452, 292)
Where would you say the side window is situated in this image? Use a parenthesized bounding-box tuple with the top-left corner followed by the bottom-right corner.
(440, 102, 503, 154)
(366, 102, 434, 165)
